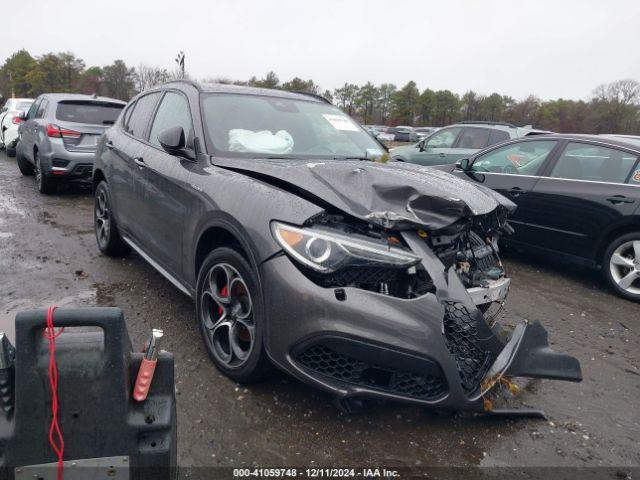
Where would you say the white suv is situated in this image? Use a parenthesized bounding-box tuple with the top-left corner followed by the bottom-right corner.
(0, 98, 34, 156)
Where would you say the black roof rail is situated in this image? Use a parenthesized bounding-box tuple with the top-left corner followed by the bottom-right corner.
(456, 120, 517, 128)
(161, 79, 203, 92)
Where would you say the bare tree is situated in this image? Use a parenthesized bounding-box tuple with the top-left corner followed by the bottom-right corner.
(136, 64, 170, 92)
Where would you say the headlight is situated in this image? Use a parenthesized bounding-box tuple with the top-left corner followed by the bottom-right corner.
(271, 222, 421, 273)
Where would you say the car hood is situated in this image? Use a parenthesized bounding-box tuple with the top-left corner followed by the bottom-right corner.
(212, 157, 516, 231)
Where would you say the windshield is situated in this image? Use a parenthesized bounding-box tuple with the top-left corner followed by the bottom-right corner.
(201, 93, 384, 159)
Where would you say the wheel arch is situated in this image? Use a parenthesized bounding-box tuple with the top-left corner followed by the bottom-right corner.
(192, 215, 263, 289)
(596, 219, 640, 266)
(93, 168, 106, 193)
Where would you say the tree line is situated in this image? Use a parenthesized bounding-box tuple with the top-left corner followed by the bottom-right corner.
(2, 49, 639, 134)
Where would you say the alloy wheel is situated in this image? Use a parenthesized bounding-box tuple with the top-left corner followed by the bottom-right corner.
(200, 263, 255, 368)
(609, 240, 640, 295)
(95, 188, 111, 248)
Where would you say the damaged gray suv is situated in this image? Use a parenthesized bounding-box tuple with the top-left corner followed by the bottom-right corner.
(93, 80, 581, 413)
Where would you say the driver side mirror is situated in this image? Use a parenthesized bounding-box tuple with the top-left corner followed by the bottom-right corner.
(158, 126, 188, 157)
(456, 158, 470, 171)
(18, 111, 28, 121)
(418, 141, 426, 152)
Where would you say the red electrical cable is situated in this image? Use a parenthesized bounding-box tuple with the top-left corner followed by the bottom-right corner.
(43, 305, 65, 480)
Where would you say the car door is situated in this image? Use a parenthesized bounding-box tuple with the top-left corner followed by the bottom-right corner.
(451, 139, 560, 243)
(409, 126, 462, 165)
(525, 141, 640, 261)
(134, 90, 196, 278)
(20, 97, 42, 158)
(32, 98, 49, 147)
(110, 92, 162, 237)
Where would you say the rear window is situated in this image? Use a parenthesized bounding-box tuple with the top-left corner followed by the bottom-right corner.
(55, 101, 124, 125)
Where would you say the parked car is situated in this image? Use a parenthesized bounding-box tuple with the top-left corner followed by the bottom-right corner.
(388, 125, 419, 142)
(390, 121, 548, 166)
(15, 94, 125, 194)
(432, 134, 640, 302)
(92, 80, 580, 411)
(415, 127, 437, 139)
(0, 98, 34, 156)
(376, 129, 395, 142)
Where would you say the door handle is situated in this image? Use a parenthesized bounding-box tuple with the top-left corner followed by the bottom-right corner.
(133, 157, 146, 168)
(438, 153, 446, 158)
(508, 187, 525, 197)
(606, 195, 635, 205)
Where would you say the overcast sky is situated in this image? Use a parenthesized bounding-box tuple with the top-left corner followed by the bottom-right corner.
(3, 0, 639, 100)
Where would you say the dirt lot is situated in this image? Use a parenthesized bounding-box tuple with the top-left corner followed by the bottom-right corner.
(0, 150, 639, 472)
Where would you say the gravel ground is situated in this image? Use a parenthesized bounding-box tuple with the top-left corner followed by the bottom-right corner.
(0, 150, 638, 473)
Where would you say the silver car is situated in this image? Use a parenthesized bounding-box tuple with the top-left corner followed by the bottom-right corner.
(16, 93, 125, 194)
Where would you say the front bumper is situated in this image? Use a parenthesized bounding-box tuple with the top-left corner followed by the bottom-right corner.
(468, 277, 510, 306)
(261, 232, 581, 411)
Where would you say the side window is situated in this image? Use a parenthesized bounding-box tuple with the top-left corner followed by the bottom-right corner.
(26, 98, 41, 120)
(472, 140, 557, 175)
(549, 142, 638, 184)
(121, 102, 135, 131)
(35, 99, 48, 119)
(126, 93, 161, 139)
(425, 127, 461, 148)
(457, 128, 491, 149)
(487, 129, 510, 147)
(148, 92, 194, 149)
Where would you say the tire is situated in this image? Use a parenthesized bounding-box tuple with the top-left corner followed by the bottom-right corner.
(94, 181, 130, 257)
(16, 149, 34, 176)
(602, 232, 640, 302)
(196, 247, 273, 383)
(6, 146, 15, 158)
(34, 150, 57, 194)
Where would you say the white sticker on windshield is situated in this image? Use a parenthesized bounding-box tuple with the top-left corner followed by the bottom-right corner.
(322, 114, 359, 132)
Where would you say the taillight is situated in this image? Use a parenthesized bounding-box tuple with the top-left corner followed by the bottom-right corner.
(12, 116, 23, 125)
(46, 124, 81, 139)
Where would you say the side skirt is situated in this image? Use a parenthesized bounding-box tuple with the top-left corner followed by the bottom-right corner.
(121, 235, 194, 299)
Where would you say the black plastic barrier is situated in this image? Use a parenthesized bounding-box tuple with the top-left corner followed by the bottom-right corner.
(0, 307, 177, 479)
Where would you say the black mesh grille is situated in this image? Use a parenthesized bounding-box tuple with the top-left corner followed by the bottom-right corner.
(442, 301, 491, 394)
(296, 344, 447, 400)
(310, 267, 398, 288)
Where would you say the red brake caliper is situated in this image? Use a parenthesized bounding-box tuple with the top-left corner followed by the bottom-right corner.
(218, 285, 228, 316)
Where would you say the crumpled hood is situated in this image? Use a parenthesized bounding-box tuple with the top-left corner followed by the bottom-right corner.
(212, 157, 516, 230)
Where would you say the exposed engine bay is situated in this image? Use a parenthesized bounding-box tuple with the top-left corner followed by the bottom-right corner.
(301, 211, 510, 311)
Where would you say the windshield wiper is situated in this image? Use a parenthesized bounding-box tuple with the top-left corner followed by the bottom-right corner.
(334, 156, 371, 161)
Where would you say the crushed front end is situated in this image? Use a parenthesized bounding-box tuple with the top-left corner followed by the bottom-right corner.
(261, 208, 581, 413)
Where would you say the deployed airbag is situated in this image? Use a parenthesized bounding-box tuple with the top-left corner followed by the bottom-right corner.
(228, 129, 294, 154)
